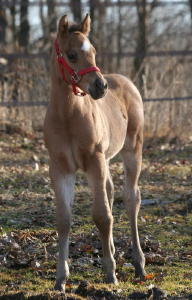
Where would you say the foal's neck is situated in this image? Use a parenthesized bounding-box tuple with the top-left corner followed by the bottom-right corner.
(51, 72, 86, 119)
(51, 54, 90, 119)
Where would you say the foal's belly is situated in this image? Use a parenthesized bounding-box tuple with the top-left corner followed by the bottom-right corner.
(68, 109, 127, 170)
(104, 113, 128, 159)
(99, 93, 128, 160)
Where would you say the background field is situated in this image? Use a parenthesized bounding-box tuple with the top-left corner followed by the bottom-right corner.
(0, 131, 191, 299)
(1, 0, 192, 138)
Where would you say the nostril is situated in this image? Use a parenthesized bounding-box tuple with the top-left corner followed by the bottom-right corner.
(95, 78, 103, 89)
(104, 82, 108, 89)
(95, 78, 107, 91)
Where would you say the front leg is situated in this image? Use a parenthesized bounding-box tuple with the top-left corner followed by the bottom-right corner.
(87, 153, 118, 284)
(50, 161, 75, 292)
(106, 163, 115, 256)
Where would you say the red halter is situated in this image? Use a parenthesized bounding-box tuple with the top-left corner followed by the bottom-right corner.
(54, 39, 100, 96)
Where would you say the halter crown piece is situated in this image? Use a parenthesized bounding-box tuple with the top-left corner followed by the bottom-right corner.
(54, 39, 100, 96)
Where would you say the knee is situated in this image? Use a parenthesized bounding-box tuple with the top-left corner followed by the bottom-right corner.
(124, 187, 141, 208)
(93, 209, 113, 232)
(56, 209, 71, 234)
(130, 187, 141, 201)
(135, 188, 141, 204)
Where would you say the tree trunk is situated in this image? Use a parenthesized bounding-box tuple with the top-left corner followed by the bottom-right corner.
(89, 0, 97, 42)
(10, 0, 17, 47)
(134, 0, 148, 97)
(96, 1, 107, 66)
(39, 0, 47, 38)
(47, 0, 57, 34)
(116, 0, 122, 69)
(70, 0, 82, 23)
(189, 0, 192, 28)
(19, 0, 30, 48)
(0, 0, 7, 44)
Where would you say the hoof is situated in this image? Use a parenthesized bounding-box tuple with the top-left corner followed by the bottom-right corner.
(106, 274, 118, 285)
(132, 261, 146, 279)
(54, 280, 66, 292)
(135, 268, 146, 279)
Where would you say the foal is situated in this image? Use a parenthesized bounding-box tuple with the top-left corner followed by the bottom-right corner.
(44, 14, 146, 291)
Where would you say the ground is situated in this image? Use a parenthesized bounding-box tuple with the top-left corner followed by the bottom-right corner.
(0, 130, 192, 299)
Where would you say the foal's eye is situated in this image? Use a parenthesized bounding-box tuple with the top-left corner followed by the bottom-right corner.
(67, 51, 77, 62)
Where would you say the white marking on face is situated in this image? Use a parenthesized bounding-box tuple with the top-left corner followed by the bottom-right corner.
(81, 39, 91, 52)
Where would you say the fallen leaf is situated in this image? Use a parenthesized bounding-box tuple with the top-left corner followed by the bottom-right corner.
(65, 282, 73, 289)
(145, 273, 155, 280)
(81, 244, 93, 253)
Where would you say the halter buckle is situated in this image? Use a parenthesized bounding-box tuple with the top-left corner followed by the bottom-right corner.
(71, 71, 80, 83)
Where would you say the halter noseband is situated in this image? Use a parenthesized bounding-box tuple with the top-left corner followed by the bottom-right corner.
(54, 39, 100, 96)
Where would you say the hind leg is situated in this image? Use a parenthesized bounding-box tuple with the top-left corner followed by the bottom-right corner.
(121, 129, 146, 278)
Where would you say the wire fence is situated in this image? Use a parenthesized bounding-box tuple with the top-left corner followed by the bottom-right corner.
(1, 49, 192, 59)
(0, 97, 192, 107)
(1, 50, 192, 106)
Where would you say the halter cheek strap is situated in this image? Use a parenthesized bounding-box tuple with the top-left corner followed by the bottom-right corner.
(54, 39, 100, 96)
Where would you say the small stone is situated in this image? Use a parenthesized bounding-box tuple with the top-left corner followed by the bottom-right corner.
(123, 262, 132, 267)
(156, 218, 162, 224)
(31, 261, 41, 268)
(141, 216, 147, 223)
(34, 162, 39, 171)
(12, 242, 20, 249)
(32, 154, 39, 162)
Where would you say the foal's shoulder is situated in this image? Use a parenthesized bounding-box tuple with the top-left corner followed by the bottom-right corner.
(104, 73, 142, 105)
(104, 73, 128, 88)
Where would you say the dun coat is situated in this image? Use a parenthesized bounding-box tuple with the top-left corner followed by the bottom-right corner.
(44, 14, 146, 292)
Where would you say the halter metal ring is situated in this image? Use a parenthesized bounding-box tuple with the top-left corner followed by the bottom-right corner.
(71, 71, 80, 83)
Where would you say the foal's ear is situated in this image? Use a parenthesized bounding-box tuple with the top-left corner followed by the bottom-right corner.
(81, 14, 91, 36)
(58, 15, 68, 36)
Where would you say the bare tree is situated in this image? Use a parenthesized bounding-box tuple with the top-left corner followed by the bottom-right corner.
(134, 0, 148, 96)
(0, 0, 7, 44)
(95, 0, 107, 66)
(39, 0, 46, 39)
(116, 0, 123, 69)
(10, 0, 17, 48)
(47, 0, 57, 34)
(19, 0, 30, 48)
(39, 0, 57, 49)
(134, 0, 158, 96)
(89, 0, 97, 41)
(189, 0, 192, 28)
(70, 0, 82, 23)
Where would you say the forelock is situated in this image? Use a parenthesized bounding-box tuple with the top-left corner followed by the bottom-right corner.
(68, 23, 81, 33)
